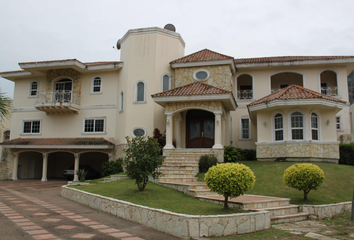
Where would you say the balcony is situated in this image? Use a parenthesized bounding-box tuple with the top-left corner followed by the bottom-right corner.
(321, 87, 338, 96)
(237, 90, 253, 100)
(35, 91, 80, 114)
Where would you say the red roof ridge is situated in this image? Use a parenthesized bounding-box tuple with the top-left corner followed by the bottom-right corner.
(170, 49, 234, 64)
(235, 55, 354, 64)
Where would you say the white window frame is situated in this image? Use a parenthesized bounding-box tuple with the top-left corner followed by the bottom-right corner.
(336, 116, 342, 131)
(119, 91, 124, 112)
(82, 117, 106, 134)
(193, 69, 210, 81)
(29, 81, 39, 97)
(21, 119, 41, 135)
(288, 110, 306, 141)
(239, 117, 251, 140)
(161, 74, 171, 91)
(134, 80, 146, 104)
(272, 112, 285, 142)
(131, 127, 147, 138)
(310, 111, 321, 141)
(91, 76, 102, 94)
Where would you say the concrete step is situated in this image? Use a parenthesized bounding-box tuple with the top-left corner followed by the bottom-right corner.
(158, 177, 198, 183)
(159, 169, 193, 174)
(188, 189, 217, 197)
(271, 212, 309, 224)
(160, 165, 196, 170)
(161, 173, 194, 178)
(249, 205, 300, 216)
(110, 175, 129, 180)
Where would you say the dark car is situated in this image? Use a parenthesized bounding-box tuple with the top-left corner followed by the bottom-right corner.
(63, 165, 100, 180)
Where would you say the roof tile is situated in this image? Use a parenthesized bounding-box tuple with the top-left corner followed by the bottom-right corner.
(170, 49, 234, 64)
(234, 56, 354, 64)
(248, 85, 346, 107)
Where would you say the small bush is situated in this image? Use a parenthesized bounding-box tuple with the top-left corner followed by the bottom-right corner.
(339, 143, 354, 166)
(205, 163, 256, 209)
(76, 169, 87, 182)
(199, 154, 218, 173)
(242, 149, 257, 161)
(283, 163, 325, 201)
(102, 159, 123, 177)
(224, 146, 243, 162)
(153, 128, 166, 153)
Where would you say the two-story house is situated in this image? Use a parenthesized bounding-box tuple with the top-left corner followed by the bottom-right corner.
(1, 25, 353, 181)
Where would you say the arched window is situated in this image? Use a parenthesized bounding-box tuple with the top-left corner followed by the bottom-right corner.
(274, 113, 284, 141)
(29, 81, 38, 96)
(162, 74, 171, 91)
(55, 79, 72, 102)
(92, 77, 102, 93)
(291, 112, 304, 140)
(120, 91, 124, 111)
(311, 113, 319, 140)
(135, 81, 146, 103)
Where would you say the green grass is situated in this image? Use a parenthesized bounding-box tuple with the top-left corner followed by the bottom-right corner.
(197, 161, 354, 205)
(70, 178, 247, 215)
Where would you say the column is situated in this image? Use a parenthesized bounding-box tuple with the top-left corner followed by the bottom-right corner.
(222, 117, 226, 146)
(174, 118, 182, 148)
(164, 113, 175, 149)
(213, 111, 223, 149)
(73, 153, 80, 181)
(41, 153, 48, 181)
(12, 153, 19, 180)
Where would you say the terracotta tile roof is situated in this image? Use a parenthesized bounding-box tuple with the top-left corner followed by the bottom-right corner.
(170, 49, 234, 64)
(234, 56, 354, 64)
(247, 85, 347, 107)
(19, 59, 83, 65)
(151, 81, 231, 98)
(84, 61, 121, 66)
(0, 138, 115, 146)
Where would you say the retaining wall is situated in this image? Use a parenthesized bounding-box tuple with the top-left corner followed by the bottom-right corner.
(300, 202, 352, 220)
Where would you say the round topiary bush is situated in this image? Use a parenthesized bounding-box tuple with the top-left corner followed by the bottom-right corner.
(205, 163, 256, 209)
(283, 163, 325, 201)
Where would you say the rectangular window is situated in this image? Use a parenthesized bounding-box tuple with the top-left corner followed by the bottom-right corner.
(274, 114, 284, 141)
(84, 118, 105, 133)
(336, 116, 341, 130)
(23, 120, 40, 134)
(241, 118, 250, 139)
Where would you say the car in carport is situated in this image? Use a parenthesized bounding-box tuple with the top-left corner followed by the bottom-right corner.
(63, 165, 100, 180)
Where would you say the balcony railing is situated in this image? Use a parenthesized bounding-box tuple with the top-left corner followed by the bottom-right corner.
(321, 87, 338, 96)
(237, 90, 253, 100)
(35, 91, 80, 114)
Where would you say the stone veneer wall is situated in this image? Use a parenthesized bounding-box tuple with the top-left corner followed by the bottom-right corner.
(340, 134, 354, 144)
(0, 148, 14, 180)
(300, 202, 352, 220)
(175, 66, 232, 91)
(114, 144, 128, 160)
(165, 101, 224, 113)
(61, 186, 270, 237)
(256, 142, 339, 163)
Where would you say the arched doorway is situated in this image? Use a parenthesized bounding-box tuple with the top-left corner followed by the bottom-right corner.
(186, 110, 215, 148)
(54, 78, 72, 102)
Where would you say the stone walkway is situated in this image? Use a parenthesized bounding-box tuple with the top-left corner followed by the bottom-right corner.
(0, 180, 182, 240)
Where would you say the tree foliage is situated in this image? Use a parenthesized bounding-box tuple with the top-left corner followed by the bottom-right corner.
(283, 163, 325, 201)
(199, 154, 218, 173)
(123, 136, 164, 191)
(0, 89, 11, 128)
(102, 159, 123, 177)
(205, 163, 256, 209)
(224, 146, 244, 162)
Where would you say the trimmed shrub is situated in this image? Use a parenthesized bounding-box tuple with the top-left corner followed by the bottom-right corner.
(339, 143, 354, 166)
(123, 136, 164, 191)
(242, 149, 257, 161)
(283, 163, 325, 201)
(76, 169, 87, 182)
(199, 154, 218, 173)
(102, 159, 123, 177)
(224, 146, 244, 162)
(205, 163, 256, 209)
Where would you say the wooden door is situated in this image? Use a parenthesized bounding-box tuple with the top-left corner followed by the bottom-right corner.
(186, 110, 214, 148)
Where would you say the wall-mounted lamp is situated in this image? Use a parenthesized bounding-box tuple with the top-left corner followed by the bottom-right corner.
(263, 121, 267, 127)
(327, 120, 330, 126)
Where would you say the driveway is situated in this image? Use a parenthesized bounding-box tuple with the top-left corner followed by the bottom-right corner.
(0, 180, 183, 240)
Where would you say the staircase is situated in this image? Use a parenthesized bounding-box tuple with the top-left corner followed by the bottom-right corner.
(157, 149, 309, 224)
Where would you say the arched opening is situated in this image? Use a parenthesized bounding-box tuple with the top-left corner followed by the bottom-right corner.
(17, 152, 43, 179)
(320, 70, 338, 96)
(186, 110, 215, 148)
(270, 72, 303, 93)
(79, 152, 109, 178)
(236, 74, 253, 100)
(54, 78, 73, 102)
(47, 152, 74, 180)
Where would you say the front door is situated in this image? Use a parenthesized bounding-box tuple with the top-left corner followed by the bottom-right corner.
(186, 110, 214, 148)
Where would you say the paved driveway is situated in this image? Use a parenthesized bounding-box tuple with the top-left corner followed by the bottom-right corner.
(0, 180, 182, 240)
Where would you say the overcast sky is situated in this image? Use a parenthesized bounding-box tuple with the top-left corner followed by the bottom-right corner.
(1, 0, 354, 99)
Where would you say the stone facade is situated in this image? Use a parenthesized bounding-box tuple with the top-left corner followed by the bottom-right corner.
(300, 202, 352, 220)
(256, 142, 339, 162)
(61, 186, 270, 237)
(175, 65, 232, 91)
(339, 134, 354, 144)
(114, 144, 128, 160)
(0, 148, 14, 180)
(165, 101, 224, 113)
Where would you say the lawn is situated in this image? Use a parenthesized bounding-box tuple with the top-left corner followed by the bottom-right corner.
(197, 161, 354, 205)
(70, 178, 247, 215)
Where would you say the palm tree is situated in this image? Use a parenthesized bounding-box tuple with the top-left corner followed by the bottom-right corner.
(0, 88, 11, 127)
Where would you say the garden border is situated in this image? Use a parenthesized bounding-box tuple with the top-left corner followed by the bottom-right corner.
(300, 202, 352, 220)
(61, 185, 270, 238)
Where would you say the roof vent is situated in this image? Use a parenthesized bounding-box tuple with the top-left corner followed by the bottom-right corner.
(164, 24, 176, 32)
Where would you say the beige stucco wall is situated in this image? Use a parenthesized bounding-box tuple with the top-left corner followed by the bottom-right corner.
(175, 65, 232, 90)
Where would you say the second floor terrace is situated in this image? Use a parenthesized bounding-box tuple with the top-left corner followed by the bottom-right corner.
(35, 90, 80, 114)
